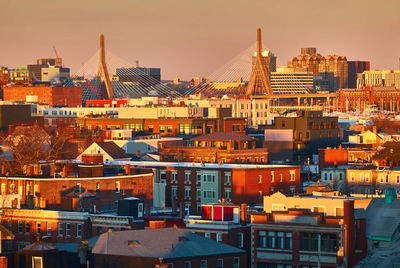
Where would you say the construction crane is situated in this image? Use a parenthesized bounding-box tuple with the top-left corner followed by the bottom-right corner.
(52, 45, 63, 67)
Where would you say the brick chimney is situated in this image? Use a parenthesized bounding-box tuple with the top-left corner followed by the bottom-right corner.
(241, 203, 247, 224)
(124, 164, 131, 175)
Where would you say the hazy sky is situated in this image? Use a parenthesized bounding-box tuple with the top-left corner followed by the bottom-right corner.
(1, 0, 399, 80)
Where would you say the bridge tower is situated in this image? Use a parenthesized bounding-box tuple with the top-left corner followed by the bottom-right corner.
(97, 34, 114, 99)
(246, 28, 273, 96)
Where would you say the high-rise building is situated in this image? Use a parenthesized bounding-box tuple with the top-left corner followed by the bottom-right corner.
(357, 70, 400, 89)
(347, 61, 370, 88)
(270, 67, 313, 94)
(288, 48, 348, 89)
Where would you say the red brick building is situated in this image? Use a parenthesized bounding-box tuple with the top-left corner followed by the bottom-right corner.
(159, 132, 268, 164)
(318, 147, 348, 169)
(3, 86, 82, 107)
(251, 199, 367, 268)
(126, 161, 300, 214)
(336, 86, 400, 112)
(0, 172, 154, 210)
(76, 117, 246, 137)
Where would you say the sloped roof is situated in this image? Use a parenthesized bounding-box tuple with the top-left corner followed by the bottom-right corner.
(191, 132, 255, 142)
(96, 141, 131, 160)
(365, 198, 400, 240)
(92, 228, 245, 259)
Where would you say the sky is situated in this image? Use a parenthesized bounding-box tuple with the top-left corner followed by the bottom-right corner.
(1, 0, 400, 80)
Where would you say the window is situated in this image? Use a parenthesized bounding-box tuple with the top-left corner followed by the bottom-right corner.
(290, 186, 295, 195)
(185, 172, 191, 184)
(233, 257, 240, 268)
(7, 219, 12, 231)
(271, 171, 274, 182)
(171, 186, 178, 200)
(185, 187, 191, 200)
(66, 223, 71, 237)
(184, 262, 191, 268)
(25, 221, 30, 234)
(200, 260, 207, 268)
(196, 173, 201, 185)
(205, 232, 211, 239)
(216, 233, 222, 242)
(258, 175, 262, 183)
(96, 182, 100, 191)
(58, 223, 63, 236)
(225, 173, 231, 185)
(217, 259, 223, 268)
(36, 222, 41, 234)
(76, 183, 81, 193)
(47, 222, 51, 235)
(290, 170, 296, 181)
(171, 172, 177, 184)
(32, 256, 43, 268)
(18, 220, 22, 233)
(320, 233, 337, 252)
(160, 171, 166, 183)
(258, 231, 266, 248)
(237, 232, 244, 248)
(197, 188, 201, 201)
(97, 227, 102, 235)
(267, 231, 275, 248)
(285, 232, 293, 249)
(397, 176, 400, 184)
(276, 232, 285, 249)
(312, 206, 325, 214)
(259, 191, 263, 199)
(77, 224, 82, 238)
(225, 188, 231, 201)
(1, 183, 5, 194)
(115, 181, 121, 193)
(34, 185, 39, 195)
(280, 174, 283, 182)
(351, 173, 355, 182)
(301, 233, 318, 251)
(335, 207, 344, 217)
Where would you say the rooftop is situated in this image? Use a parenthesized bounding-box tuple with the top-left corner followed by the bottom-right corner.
(92, 228, 245, 259)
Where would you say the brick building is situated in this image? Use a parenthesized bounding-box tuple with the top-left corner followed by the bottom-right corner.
(318, 147, 348, 169)
(125, 161, 300, 214)
(336, 86, 400, 112)
(3, 86, 82, 107)
(251, 193, 367, 267)
(0, 171, 154, 210)
(159, 132, 268, 164)
(76, 117, 246, 137)
(270, 111, 340, 162)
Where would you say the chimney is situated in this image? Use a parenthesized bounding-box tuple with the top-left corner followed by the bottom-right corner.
(0, 256, 8, 268)
(1, 164, 6, 176)
(124, 164, 131, 175)
(241, 203, 248, 224)
(50, 163, 55, 177)
(62, 166, 68, 178)
(149, 220, 166, 229)
(343, 199, 355, 266)
(373, 126, 377, 135)
(136, 150, 141, 159)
